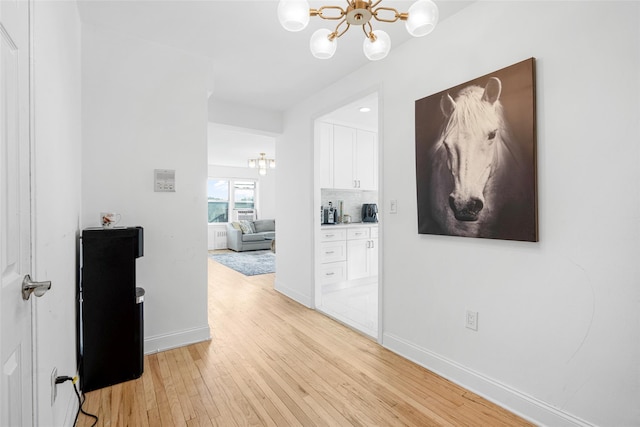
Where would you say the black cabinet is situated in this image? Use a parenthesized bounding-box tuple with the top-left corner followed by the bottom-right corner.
(78, 227, 145, 392)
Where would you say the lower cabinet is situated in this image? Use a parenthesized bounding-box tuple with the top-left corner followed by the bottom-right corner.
(319, 225, 378, 285)
(346, 227, 378, 280)
(319, 260, 347, 285)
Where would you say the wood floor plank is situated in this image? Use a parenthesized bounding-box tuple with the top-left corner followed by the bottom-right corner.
(77, 256, 534, 427)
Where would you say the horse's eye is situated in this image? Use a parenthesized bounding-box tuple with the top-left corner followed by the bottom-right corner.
(488, 130, 497, 140)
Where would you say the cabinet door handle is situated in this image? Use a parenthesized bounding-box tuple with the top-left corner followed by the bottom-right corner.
(325, 234, 334, 237)
(353, 180, 357, 188)
(370, 240, 374, 248)
(326, 251, 334, 254)
(326, 272, 335, 276)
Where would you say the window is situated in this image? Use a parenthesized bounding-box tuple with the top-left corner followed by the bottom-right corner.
(208, 179, 230, 223)
(233, 181, 255, 210)
(208, 179, 256, 223)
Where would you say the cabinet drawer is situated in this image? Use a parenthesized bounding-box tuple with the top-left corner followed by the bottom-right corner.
(320, 228, 346, 242)
(320, 241, 346, 263)
(347, 227, 370, 240)
(370, 227, 379, 239)
(319, 261, 347, 285)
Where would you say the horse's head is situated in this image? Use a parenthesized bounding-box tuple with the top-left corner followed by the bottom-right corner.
(439, 77, 504, 222)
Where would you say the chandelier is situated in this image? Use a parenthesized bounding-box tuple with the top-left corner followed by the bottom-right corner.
(248, 153, 276, 176)
(277, 0, 439, 61)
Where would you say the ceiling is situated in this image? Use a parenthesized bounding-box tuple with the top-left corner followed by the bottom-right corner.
(208, 124, 277, 168)
(76, 0, 474, 114)
(77, 1, 473, 167)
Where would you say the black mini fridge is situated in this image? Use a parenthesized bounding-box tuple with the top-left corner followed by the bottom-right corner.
(78, 226, 145, 392)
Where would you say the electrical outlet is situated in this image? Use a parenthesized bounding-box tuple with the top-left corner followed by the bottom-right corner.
(465, 310, 478, 331)
(390, 199, 398, 214)
(51, 367, 57, 406)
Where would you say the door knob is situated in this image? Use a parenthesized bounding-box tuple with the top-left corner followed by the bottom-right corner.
(22, 275, 52, 301)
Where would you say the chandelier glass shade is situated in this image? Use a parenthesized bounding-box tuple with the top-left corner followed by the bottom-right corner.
(248, 153, 276, 176)
(278, 0, 439, 60)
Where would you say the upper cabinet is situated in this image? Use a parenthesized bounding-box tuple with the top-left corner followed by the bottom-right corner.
(319, 122, 334, 189)
(319, 123, 378, 191)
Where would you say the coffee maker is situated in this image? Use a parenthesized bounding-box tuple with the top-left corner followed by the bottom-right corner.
(362, 203, 378, 223)
(322, 202, 336, 224)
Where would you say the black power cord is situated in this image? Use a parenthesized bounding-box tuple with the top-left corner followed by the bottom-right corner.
(55, 376, 98, 427)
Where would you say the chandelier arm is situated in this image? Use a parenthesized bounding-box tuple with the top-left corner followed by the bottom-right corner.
(316, 5, 346, 20)
(363, 21, 375, 40)
(334, 18, 351, 38)
(372, 6, 404, 23)
(370, 0, 383, 8)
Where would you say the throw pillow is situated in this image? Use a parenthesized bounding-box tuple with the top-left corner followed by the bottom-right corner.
(231, 222, 242, 230)
(239, 220, 254, 234)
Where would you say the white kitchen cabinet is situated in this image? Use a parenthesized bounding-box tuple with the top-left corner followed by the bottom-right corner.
(320, 123, 377, 190)
(319, 227, 347, 287)
(320, 241, 347, 264)
(332, 125, 356, 189)
(369, 237, 378, 277)
(346, 226, 378, 280)
(319, 225, 378, 284)
(318, 122, 334, 188)
(355, 129, 377, 190)
(318, 261, 347, 285)
(320, 228, 347, 242)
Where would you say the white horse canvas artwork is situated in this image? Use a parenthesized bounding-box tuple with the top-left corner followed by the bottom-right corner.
(415, 58, 537, 242)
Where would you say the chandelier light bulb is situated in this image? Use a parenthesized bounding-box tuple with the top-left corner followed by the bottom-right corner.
(405, 0, 439, 37)
(248, 159, 256, 168)
(278, 0, 311, 32)
(259, 168, 267, 176)
(363, 30, 391, 61)
(310, 29, 337, 59)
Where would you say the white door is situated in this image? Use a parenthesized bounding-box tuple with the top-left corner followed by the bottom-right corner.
(1, 0, 34, 425)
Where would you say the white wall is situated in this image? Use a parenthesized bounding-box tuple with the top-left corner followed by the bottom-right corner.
(32, 2, 82, 425)
(276, 2, 640, 426)
(81, 25, 211, 352)
(209, 99, 283, 135)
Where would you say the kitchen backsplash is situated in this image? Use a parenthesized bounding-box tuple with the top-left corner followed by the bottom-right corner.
(321, 189, 378, 223)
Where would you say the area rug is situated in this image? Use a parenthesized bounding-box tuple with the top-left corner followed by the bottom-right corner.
(209, 250, 275, 276)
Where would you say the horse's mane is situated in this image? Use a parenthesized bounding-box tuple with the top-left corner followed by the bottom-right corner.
(438, 85, 521, 169)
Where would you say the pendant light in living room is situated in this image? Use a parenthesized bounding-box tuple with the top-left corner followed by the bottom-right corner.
(278, 0, 439, 60)
(248, 153, 276, 176)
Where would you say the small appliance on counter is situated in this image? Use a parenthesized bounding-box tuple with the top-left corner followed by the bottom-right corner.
(362, 203, 378, 223)
(322, 201, 337, 224)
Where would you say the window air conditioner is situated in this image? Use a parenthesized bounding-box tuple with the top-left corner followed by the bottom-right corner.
(232, 209, 256, 222)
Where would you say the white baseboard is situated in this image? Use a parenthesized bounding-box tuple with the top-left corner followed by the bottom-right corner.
(383, 333, 594, 427)
(144, 325, 211, 355)
(274, 279, 312, 308)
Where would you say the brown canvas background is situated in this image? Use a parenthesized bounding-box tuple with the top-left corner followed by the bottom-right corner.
(415, 58, 537, 241)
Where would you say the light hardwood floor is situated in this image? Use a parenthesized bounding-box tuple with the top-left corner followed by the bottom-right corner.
(77, 258, 534, 426)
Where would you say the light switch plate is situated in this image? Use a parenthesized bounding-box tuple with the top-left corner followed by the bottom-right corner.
(390, 199, 398, 214)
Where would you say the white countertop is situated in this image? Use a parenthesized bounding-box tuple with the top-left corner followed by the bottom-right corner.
(321, 222, 378, 229)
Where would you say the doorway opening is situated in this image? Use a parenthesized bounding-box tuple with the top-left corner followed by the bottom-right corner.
(313, 92, 380, 339)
